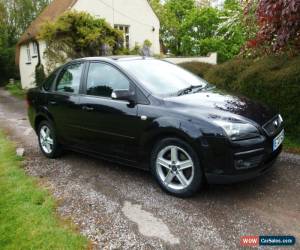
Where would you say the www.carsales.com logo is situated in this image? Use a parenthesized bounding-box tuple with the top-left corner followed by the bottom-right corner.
(240, 236, 296, 247)
(240, 236, 259, 247)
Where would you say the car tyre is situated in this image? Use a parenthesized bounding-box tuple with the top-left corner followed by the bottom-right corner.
(38, 120, 62, 159)
(151, 137, 203, 197)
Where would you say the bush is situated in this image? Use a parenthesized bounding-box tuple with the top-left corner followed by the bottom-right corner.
(205, 58, 251, 90)
(35, 64, 46, 87)
(39, 11, 123, 72)
(236, 55, 300, 137)
(179, 62, 214, 78)
(194, 38, 231, 63)
(0, 47, 19, 86)
(5, 81, 26, 99)
(181, 55, 300, 140)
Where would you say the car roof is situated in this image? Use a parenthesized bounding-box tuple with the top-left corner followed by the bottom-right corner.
(72, 55, 155, 63)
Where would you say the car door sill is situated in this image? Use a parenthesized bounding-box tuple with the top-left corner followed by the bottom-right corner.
(64, 145, 143, 168)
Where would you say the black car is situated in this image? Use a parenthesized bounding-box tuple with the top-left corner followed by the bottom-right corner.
(27, 57, 284, 197)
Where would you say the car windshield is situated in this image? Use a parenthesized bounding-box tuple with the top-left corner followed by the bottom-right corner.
(118, 59, 208, 96)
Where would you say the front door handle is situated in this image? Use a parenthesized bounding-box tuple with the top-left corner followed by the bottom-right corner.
(49, 101, 57, 105)
(82, 106, 94, 111)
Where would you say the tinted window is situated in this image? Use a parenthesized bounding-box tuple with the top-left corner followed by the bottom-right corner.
(118, 59, 207, 96)
(56, 63, 83, 94)
(86, 62, 130, 97)
(43, 70, 58, 91)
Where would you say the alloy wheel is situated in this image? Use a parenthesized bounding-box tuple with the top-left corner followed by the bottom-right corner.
(156, 145, 194, 190)
(39, 125, 54, 154)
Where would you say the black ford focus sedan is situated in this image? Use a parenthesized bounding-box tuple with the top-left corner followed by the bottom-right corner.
(27, 57, 284, 197)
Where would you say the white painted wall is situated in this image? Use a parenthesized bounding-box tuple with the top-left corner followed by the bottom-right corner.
(72, 0, 160, 54)
(20, 0, 160, 89)
(164, 53, 218, 65)
(19, 41, 47, 89)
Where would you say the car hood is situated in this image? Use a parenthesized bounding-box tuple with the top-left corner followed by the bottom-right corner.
(164, 89, 276, 126)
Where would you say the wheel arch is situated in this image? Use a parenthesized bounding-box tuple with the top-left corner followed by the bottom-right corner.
(34, 112, 55, 133)
(140, 118, 204, 166)
(147, 129, 205, 197)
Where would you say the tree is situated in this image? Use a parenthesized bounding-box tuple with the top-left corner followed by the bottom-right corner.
(180, 1, 247, 62)
(181, 7, 221, 55)
(0, 0, 51, 84)
(246, 0, 300, 54)
(39, 11, 123, 71)
(195, 0, 212, 8)
(149, 0, 247, 62)
(158, 0, 196, 55)
(148, 0, 163, 16)
(0, 1, 5, 23)
(213, 0, 249, 60)
(1, 0, 51, 44)
(0, 2, 6, 45)
(0, 1, 18, 85)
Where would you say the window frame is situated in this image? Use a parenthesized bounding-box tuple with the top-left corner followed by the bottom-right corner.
(45, 59, 149, 105)
(82, 61, 135, 101)
(114, 24, 130, 49)
(26, 43, 31, 64)
(51, 61, 86, 96)
(42, 68, 60, 92)
(32, 42, 38, 57)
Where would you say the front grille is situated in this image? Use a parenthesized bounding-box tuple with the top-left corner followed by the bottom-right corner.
(263, 115, 283, 137)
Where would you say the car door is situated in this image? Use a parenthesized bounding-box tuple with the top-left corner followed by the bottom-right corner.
(47, 62, 85, 146)
(78, 61, 142, 161)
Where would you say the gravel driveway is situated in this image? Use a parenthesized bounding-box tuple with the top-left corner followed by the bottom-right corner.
(0, 88, 299, 249)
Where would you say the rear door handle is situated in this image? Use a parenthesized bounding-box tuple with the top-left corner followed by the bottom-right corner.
(82, 105, 94, 111)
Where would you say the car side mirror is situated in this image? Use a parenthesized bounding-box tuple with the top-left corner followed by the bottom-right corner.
(111, 89, 135, 103)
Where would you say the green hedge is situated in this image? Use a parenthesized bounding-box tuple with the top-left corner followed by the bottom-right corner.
(179, 62, 214, 78)
(179, 55, 300, 139)
(205, 58, 251, 91)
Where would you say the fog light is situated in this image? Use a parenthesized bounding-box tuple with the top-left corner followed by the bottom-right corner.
(235, 155, 264, 170)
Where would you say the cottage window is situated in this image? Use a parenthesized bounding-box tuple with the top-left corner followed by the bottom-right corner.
(26, 44, 31, 63)
(32, 42, 38, 56)
(114, 25, 130, 49)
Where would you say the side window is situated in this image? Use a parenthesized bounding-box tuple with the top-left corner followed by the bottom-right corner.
(43, 70, 58, 91)
(43, 68, 59, 91)
(56, 63, 83, 94)
(86, 62, 130, 98)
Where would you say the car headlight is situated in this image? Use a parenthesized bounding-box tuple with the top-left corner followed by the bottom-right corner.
(214, 120, 260, 141)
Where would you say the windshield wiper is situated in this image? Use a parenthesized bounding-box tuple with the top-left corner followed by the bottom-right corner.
(177, 85, 204, 96)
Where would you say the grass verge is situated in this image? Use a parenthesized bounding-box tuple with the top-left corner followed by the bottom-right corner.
(0, 130, 88, 250)
(5, 82, 26, 99)
(284, 136, 300, 155)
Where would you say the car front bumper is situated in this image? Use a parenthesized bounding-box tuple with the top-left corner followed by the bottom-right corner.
(205, 146, 281, 184)
(200, 129, 283, 185)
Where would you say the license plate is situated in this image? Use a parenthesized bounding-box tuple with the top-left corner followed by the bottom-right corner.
(273, 130, 284, 151)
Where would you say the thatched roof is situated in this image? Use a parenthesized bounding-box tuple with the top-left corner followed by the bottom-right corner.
(16, 0, 78, 64)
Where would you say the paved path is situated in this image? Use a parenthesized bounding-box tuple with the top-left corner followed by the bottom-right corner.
(0, 88, 299, 249)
